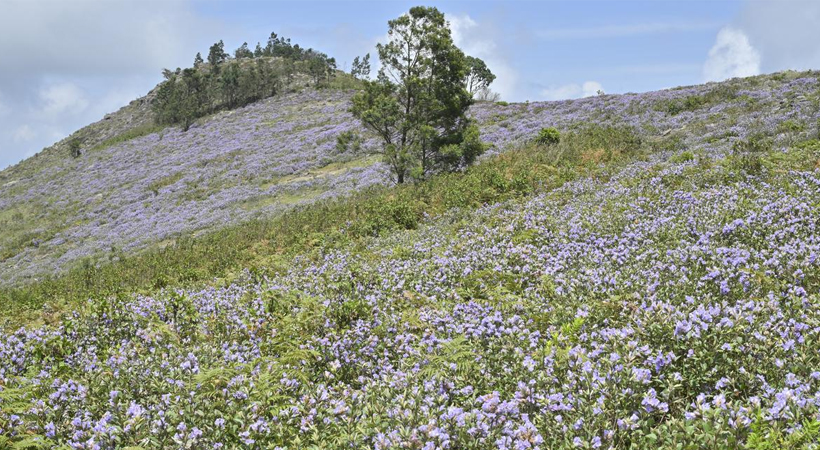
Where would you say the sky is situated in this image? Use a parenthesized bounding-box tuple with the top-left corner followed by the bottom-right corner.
(1, 0, 819, 170)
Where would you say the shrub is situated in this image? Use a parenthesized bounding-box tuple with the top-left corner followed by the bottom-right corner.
(534, 127, 560, 146)
(732, 133, 772, 154)
(68, 139, 82, 158)
(335, 130, 364, 154)
(669, 151, 695, 163)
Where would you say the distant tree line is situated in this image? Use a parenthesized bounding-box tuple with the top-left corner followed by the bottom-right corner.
(153, 33, 337, 131)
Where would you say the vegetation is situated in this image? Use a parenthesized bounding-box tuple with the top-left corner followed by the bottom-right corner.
(534, 127, 560, 146)
(465, 55, 496, 96)
(87, 123, 166, 153)
(0, 124, 644, 320)
(2, 23, 819, 445)
(152, 32, 338, 131)
(350, 6, 491, 183)
(350, 53, 371, 80)
(67, 138, 82, 158)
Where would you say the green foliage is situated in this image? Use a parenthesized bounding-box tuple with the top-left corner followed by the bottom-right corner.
(0, 126, 641, 318)
(234, 42, 254, 59)
(335, 130, 364, 155)
(733, 133, 772, 154)
(88, 124, 166, 153)
(465, 55, 496, 96)
(729, 133, 772, 175)
(153, 32, 337, 130)
(350, 6, 480, 183)
(745, 416, 820, 449)
(351, 53, 371, 80)
(669, 151, 695, 163)
(207, 40, 228, 70)
(661, 85, 739, 116)
(438, 122, 489, 170)
(67, 138, 82, 158)
(495, 101, 509, 106)
(147, 172, 183, 196)
(534, 127, 560, 146)
(778, 119, 805, 133)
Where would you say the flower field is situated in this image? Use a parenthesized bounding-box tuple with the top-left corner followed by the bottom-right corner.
(2, 71, 820, 448)
(2, 71, 818, 287)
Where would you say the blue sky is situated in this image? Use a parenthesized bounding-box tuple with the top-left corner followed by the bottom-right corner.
(1, 0, 819, 170)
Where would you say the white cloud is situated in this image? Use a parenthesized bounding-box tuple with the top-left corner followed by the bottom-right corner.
(541, 81, 604, 101)
(39, 82, 89, 116)
(537, 21, 719, 40)
(448, 13, 519, 101)
(703, 27, 761, 82)
(738, 0, 820, 72)
(0, 0, 218, 170)
(13, 125, 35, 143)
(0, 0, 214, 79)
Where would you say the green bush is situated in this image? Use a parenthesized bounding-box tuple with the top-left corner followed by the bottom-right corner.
(670, 151, 695, 163)
(534, 127, 560, 146)
(335, 130, 364, 154)
(732, 133, 772, 154)
(68, 139, 82, 158)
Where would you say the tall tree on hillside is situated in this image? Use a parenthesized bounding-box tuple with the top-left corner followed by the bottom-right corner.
(208, 40, 229, 71)
(254, 42, 264, 58)
(350, 6, 485, 183)
(193, 52, 204, 68)
(464, 56, 496, 96)
(220, 63, 241, 107)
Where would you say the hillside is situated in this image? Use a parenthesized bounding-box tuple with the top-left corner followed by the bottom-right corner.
(1, 69, 820, 448)
(0, 89, 384, 285)
(2, 71, 818, 286)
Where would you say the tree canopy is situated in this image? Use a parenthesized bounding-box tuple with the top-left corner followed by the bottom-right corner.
(153, 32, 338, 131)
(465, 55, 496, 96)
(350, 6, 489, 183)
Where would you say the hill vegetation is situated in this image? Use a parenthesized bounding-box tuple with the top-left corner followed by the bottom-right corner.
(153, 33, 340, 131)
(2, 6, 820, 449)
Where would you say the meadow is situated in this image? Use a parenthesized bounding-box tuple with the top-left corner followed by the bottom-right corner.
(1, 71, 820, 448)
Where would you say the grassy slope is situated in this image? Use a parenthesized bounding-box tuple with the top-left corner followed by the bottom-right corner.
(2, 70, 820, 322)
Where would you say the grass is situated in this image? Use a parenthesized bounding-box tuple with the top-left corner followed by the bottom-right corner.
(88, 123, 167, 153)
(0, 124, 647, 324)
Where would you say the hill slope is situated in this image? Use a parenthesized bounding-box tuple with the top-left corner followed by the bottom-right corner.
(1, 70, 820, 448)
(1, 71, 818, 287)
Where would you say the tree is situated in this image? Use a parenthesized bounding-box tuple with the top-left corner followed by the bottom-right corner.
(464, 56, 496, 96)
(193, 52, 204, 68)
(350, 6, 482, 183)
(234, 42, 253, 59)
(351, 53, 371, 79)
(307, 52, 336, 85)
(179, 68, 207, 131)
(220, 63, 241, 107)
(207, 40, 228, 70)
(254, 42, 264, 58)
